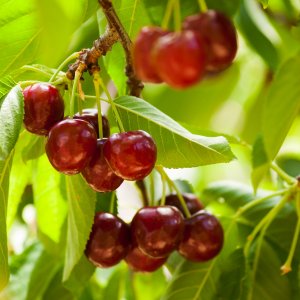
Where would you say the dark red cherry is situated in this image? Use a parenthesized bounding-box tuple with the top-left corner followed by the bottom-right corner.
(74, 109, 110, 138)
(103, 130, 157, 181)
(125, 245, 167, 272)
(183, 10, 237, 72)
(46, 119, 97, 174)
(131, 206, 184, 258)
(85, 212, 130, 268)
(133, 26, 168, 83)
(178, 211, 224, 262)
(22, 83, 64, 135)
(152, 31, 206, 89)
(165, 193, 204, 216)
(82, 139, 124, 192)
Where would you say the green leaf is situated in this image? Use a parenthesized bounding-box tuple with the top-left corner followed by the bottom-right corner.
(43, 269, 73, 300)
(63, 175, 96, 281)
(63, 255, 95, 297)
(7, 131, 32, 230)
(32, 154, 67, 255)
(0, 0, 40, 76)
(0, 85, 24, 291)
(244, 240, 292, 300)
(262, 53, 300, 161)
(0, 243, 59, 300)
(251, 136, 270, 191)
(0, 86, 24, 160)
(35, 0, 88, 66)
(22, 134, 45, 163)
(0, 76, 16, 103)
(114, 96, 235, 168)
(237, 0, 279, 70)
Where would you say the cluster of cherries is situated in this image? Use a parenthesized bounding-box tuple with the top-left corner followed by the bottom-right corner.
(133, 10, 237, 89)
(85, 193, 224, 272)
(22, 82, 157, 191)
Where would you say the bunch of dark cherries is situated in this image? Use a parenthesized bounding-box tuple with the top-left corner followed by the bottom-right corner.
(22, 8, 230, 270)
(133, 10, 237, 89)
(22, 83, 224, 272)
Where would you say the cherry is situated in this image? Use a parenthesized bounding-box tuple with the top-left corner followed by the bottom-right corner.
(152, 31, 206, 89)
(22, 83, 64, 135)
(178, 211, 224, 262)
(46, 119, 97, 175)
(82, 139, 124, 192)
(131, 206, 184, 258)
(103, 130, 157, 181)
(183, 11, 237, 72)
(133, 26, 168, 83)
(165, 193, 204, 216)
(85, 212, 130, 268)
(125, 244, 167, 272)
(74, 109, 110, 138)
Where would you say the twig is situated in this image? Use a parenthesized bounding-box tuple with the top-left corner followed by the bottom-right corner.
(98, 0, 144, 97)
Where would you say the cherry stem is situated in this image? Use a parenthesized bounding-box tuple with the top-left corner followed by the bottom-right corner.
(21, 65, 53, 78)
(93, 73, 104, 139)
(281, 191, 300, 274)
(49, 52, 79, 83)
(271, 162, 296, 185)
(161, 0, 176, 30)
(244, 191, 291, 256)
(136, 180, 149, 207)
(159, 171, 167, 206)
(98, 79, 125, 132)
(156, 166, 191, 217)
(19, 78, 65, 89)
(235, 189, 288, 217)
(174, 0, 181, 32)
(70, 70, 81, 116)
(109, 192, 116, 214)
(149, 173, 155, 206)
(198, 0, 208, 12)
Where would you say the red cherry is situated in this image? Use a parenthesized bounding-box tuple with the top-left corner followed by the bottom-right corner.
(74, 109, 110, 138)
(131, 206, 184, 258)
(46, 119, 97, 174)
(152, 31, 206, 89)
(178, 211, 224, 262)
(125, 245, 167, 272)
(133, 26, 168, 83)
(82, 139, 124, 192)
(103, 130, 157, 181)
(22, 83, 64, 135)
(183, 10, 237, 72)
(165, 193, 204, 216)
(85, 212, 130, 268)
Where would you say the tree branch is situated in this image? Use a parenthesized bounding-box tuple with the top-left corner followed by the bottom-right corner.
(67, 0, 144, 98)
(98, 0, 143, 97)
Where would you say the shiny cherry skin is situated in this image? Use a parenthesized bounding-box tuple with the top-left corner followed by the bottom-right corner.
(131, 206, 184, 258)
(133, 26, 168, 83)
(82, 139, 124, 192)
(46, 119, 97, 175)
(125, 244, 167, 272)
(74, 109, 110, 138)
(183, 10, 237, 72)
(23, 83, 64, 135)
(103, 130, 157, 181)
(85, 212, 130, 268)
(165, 193, 204, 216)
(152, 31, 206, 89)
(178, 211, 224, 262)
